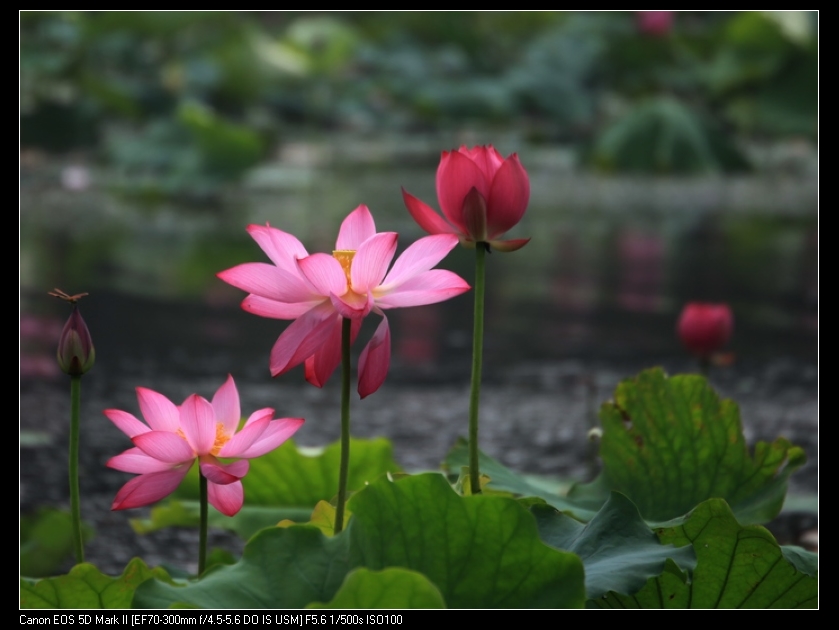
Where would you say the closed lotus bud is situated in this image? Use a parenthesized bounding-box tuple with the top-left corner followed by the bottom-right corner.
(677, 302, 733, 359)
(57, 305, 95, 376)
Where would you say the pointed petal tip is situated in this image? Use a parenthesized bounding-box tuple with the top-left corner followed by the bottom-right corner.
(488, 237, 531, 253)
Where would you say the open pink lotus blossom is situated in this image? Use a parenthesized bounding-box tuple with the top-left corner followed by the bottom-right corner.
(218, 205, 470, 397)
(402, 145, 530, 252)
(106, 375, 303, 516)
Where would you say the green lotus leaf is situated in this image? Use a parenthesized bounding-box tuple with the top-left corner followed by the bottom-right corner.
(590, 499, 817, 608)
(307, 568, 446, 609)
(571, 368, 805, 523)
(532, 491, 696, 600)
(21, 559, 170, 609)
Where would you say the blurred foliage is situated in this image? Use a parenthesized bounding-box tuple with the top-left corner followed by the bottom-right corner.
(21, 11, 817, 193)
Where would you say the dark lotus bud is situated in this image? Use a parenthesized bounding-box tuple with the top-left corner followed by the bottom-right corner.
(57, 305, 95, 376)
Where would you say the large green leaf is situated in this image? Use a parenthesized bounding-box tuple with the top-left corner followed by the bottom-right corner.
(131, 501, 310, 539)
(134, 526, 350, 609)
(142, 438, 402, 536)
(135, 472, 586, 609)
(21, 559, 169, 609)
(348, 472, 586, 608)
(21, 508, 94, 577)
(590, 499, 818, 608)
(307, 568, 446, 609)
(570, 368, 805, 523)
(592, 98, 750, 174)
(532, 492, 696, 600)
(444, 438, 597, 521)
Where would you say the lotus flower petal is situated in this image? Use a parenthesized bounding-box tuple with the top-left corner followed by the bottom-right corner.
(106, 377, 303, 515)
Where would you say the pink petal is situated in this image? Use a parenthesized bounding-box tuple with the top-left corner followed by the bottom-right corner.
(269, 303, 339, 377)
(379, 234, 460, 291)
(179, 394, 217, 455)
(461, 145, 504, 178)
(246, 224, 309, 273)
(401, 188, 456, 236)
(304, 316, 361, 387)
(107, 447, 174, 474)
(436, 150, 489, 230)
(217, 263, 317, 304)
(238, 417, 305, 458)
(243, 407, 276, 429)
(297, 254, 347, 297)
(136, 387, 180, 433)
(358, 316, 391, 399)
(242, 294, 323, 320)
(336, 205, 376, 250)
(104, 409, 150, 439)
(485, 154, 530, 238)
(461, 187, 488, 243)
(111, 465, 192, 510)
(133, 431, 195, 464)
(208, 479, 244, 516)
(375, 270, 470, 309)
(488, 237, 531, 253)
(351, 232, 397, 293)
(218, 416, 270, 457)
(330, 290, 374, 319)
(200, 459, 249, 485)
(212, 375, 241, 435)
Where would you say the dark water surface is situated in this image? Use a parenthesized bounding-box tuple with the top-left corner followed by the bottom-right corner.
(21, 145, 818, 574)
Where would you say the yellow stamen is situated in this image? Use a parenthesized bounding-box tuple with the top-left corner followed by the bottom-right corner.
(176, 423, 231, 456)
(211, 423, 231, 456)
(333, 250, 356, 290)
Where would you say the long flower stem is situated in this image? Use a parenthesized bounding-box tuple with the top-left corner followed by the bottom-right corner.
(469, 244, 487, 495)
(334, 316, 352, 534)
(69, 375, 84, 564)
(199, 472, 208, 575)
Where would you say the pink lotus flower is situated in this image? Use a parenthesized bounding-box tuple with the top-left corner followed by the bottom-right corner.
(636, 11, 674, 37)
(218, 205, 470, 397)
(106, 375, 303, 516)
(402, 145, 530, 252)
(677, 302, 733, 358)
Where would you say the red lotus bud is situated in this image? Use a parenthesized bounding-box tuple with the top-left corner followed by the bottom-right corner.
(57, 305, 95, 376)
(677, 302, 733, 358)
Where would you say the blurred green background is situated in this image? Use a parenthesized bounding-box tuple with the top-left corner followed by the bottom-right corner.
(21, 11, 816, 194)
(20, 11, 817, 379)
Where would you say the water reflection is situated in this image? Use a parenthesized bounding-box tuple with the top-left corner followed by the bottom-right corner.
(21, 154, 817, 380)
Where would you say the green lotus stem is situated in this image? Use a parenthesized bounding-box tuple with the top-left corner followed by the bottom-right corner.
(199, 472, 208, 575)
(469, 244, 488, 495)
(334, 316, 352, 534)
(69, 375, 84, 564)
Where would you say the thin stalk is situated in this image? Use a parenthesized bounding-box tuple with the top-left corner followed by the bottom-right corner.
(198, 472, 208, 575)
(469, 244, 487, 495)
(334, 316, 352, 534)
(69, 375, 84, 564)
